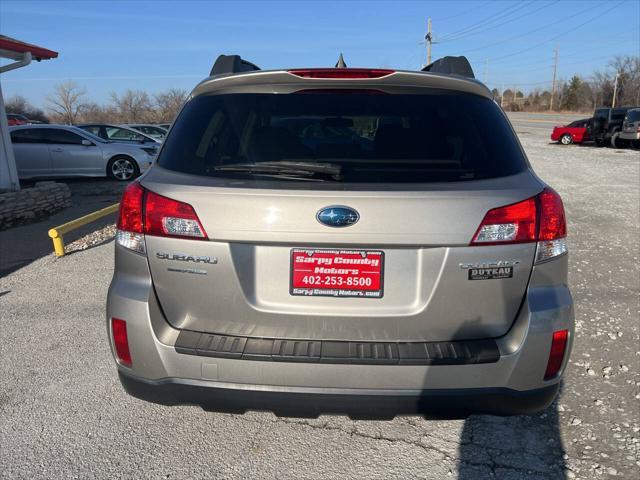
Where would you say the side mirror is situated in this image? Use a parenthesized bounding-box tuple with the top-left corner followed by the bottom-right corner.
(81, 139, 93, 146)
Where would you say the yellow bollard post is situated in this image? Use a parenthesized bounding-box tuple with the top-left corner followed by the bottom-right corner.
(48, 229, 66, 257)
(47, 203, 120, 257)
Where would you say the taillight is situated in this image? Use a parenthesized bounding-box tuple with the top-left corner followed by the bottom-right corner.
(144, 190, 207, 240)
(544, 329, 569, 380)
(111, 318, 132, 367)
(117, 182, 144, 233)
(470, 188, 567, 263)
(115, 182, 208, 253)
(287, 68, 395, 79)
(471, 197, 537, 245)
(116, 182, 146, 254)
(535, 188, 567, 263)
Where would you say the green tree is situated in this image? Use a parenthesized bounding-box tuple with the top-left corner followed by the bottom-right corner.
(560, 76, 582, 111)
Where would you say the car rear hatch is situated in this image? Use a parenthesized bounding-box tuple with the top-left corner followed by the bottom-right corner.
(132, 71, 550, 343)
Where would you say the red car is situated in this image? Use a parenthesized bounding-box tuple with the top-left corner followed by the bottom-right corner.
(6, 113, 30, 126)
(551, 118, 591, 145)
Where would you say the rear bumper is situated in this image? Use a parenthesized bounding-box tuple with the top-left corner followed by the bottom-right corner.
(118, 370, 560, 419)
(107, 246, 574, 417)
(619, 131, 640, 140)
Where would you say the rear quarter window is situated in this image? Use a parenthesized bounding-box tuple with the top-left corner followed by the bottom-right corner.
(158, 91, 528, 185)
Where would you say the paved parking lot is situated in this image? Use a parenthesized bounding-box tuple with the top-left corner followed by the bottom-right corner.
(1, 114, 638, 479)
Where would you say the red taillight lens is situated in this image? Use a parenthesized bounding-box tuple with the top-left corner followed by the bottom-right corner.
(544, 329, 569, 380)
(538, 188, 566, 240)
(470, 197, 537, 245)
(287, 68, 395, 79)
(111, 318, 132, 367)
(117, 182, 145, 233)
(144, 190, 208, 240)
(471, 188, 567, 246)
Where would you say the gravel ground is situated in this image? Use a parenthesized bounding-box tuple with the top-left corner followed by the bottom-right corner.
(0, 115, 638, 479)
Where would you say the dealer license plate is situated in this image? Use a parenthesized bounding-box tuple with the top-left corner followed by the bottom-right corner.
(290, 248, 384, 298)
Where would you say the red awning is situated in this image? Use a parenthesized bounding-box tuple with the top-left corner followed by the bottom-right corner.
(0, 35, 58, 61)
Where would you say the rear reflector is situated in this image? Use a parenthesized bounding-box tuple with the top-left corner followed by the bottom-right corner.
(287, 68, 395, 79)
(471, 188, 568, 263)
(544, 329, 569, 380)
(111, 318, 132, 367)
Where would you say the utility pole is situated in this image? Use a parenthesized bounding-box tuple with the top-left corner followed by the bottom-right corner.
(612, 72, 620, 107)
(550, 46, 559, 111)
(426, 18, 433, 65)
(500, 83, 504, 108)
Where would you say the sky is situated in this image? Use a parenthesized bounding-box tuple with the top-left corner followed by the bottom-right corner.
(1, 0, 638, 107)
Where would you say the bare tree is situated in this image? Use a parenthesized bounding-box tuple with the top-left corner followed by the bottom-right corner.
(153, 89, 188, 122)
(608, 55, 640, 106)
(5, 95, 49, 122)
(45, 81, 87, 124)
(79, 102, 119, 123)
(110, 90, 153, 123)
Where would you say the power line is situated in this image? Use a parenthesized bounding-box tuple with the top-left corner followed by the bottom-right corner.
(441, 1, 555, 43)
(430, 0, 493, 22)
(457, 32, 640, 68)
(487, 1, 626, 63)
(438, 1, 533, 41)
(458, 2, 591, 54)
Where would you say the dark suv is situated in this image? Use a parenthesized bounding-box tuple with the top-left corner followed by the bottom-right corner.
(590, 106, 638, 147)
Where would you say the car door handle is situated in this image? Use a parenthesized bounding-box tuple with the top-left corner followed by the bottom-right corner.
(51, 148, 64, 152)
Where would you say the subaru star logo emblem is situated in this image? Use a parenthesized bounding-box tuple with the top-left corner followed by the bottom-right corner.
(316, 206, 359, 228)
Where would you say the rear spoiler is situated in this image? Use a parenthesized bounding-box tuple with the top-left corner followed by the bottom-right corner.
(209, 53, 476, 80)
(210, 54, 260, 77)
(421, 56, 475, 79)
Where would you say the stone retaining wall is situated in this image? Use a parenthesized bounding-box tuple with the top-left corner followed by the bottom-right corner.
(0, 182, 72, 230)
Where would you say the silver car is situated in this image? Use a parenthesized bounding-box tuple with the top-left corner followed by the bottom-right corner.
(123, 124, 168, 140)
(107, 55, 573, 418)
(10, 124, 156, 181)
(77, 124, 161, 146)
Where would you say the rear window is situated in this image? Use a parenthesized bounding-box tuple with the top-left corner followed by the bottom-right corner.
(625, 110, 640, 122)
(158, 92, 527, 184)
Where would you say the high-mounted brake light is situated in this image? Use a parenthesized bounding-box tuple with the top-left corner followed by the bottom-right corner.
(544, 329, 569, 380)
(115, 182, 208, 253)
(287, 68, 395, 79)
(471, 188, 567, 263)
(111, 318, 132, 367)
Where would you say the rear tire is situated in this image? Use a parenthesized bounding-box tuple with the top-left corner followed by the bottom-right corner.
(107, 156, 139, 182)
(560, 134, 573, 145)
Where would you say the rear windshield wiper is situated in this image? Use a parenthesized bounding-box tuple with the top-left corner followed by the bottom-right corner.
(213, 161, 342, 181)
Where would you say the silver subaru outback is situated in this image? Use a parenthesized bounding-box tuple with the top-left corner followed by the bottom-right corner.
(107, 55, 573, 419)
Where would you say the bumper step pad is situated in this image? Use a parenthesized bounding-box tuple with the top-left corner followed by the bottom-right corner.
(174, 331, 499, 365)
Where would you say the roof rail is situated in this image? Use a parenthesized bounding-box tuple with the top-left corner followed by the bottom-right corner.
(421, 56, 475, 79)
(210, 54, 260, 77)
